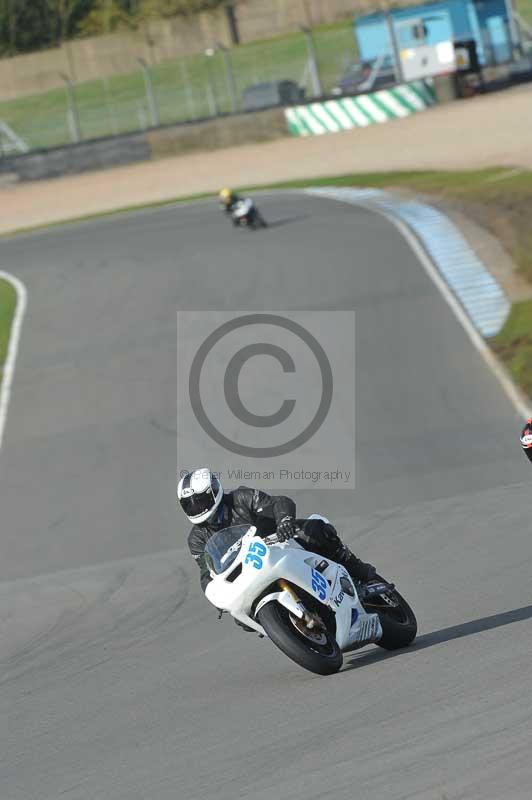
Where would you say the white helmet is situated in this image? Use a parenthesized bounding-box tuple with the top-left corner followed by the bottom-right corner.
(177, 468, 223, 524)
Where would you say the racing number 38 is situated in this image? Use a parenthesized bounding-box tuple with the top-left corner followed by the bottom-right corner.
(245, 541, 267, 569)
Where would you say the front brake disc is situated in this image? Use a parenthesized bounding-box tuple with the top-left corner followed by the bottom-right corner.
(289, 613, 328, 645)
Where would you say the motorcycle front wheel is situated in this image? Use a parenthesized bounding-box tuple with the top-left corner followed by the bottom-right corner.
(257, 601, 343, 675)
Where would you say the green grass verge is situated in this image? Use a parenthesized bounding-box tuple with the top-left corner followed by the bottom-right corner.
(491, 301, 532, 399)
(0, 278, 17, 383)
(519, 0, 532, 26)
(0, 21, 357, 151)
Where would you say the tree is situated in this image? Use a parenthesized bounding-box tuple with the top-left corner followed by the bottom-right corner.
(77, 0, 136, 36)
(0, 0, 96, 54)
(77, 0, 231, 35)
(47, 0, 95, 43)
(138, 0, 230, 20)
(0, 0, 233, 54)
(0, 0, 56, 55)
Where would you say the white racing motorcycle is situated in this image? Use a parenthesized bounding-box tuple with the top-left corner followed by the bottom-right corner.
(230, 198, 268, 229)
(204, 518, 417, 675)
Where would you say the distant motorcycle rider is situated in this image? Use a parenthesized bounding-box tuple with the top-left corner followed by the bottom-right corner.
(520, 418, 532, 464)
(218, 187, 267, 228)
(179, 468, 378, 593)
(218, 187, 241, 215)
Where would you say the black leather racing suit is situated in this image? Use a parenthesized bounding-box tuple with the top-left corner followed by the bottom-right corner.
(187, 485, 368, 592)
(220, 193, 241, 214)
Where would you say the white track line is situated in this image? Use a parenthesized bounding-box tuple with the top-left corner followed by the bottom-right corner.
(0, 271, 27, 451)
(303, 190, 532, 421)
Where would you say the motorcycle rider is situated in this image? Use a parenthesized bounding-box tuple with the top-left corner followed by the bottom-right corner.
(218, 187, 267, 228)
(218, 187, 241, 215)
(179, 467, 378, 593)
(520, 418, 532, 464)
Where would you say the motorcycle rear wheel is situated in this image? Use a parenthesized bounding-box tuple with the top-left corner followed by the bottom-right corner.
(257, 601, 343, 675)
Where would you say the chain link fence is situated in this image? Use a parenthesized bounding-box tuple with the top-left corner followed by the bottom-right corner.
(0, 24, 359, 154)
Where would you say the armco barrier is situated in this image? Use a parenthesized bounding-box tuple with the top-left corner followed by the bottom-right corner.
(0, 131, 149, 182)
(285, 81, 435, 136)
(147, 107, 286, 159)
(0, 107, 287, 182)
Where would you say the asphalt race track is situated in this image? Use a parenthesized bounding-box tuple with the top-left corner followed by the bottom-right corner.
(2, 194, 531, 800)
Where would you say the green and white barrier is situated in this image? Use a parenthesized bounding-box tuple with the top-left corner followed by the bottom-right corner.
(285, 81, 435, 136)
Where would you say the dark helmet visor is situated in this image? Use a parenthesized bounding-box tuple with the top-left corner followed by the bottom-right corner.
(180, 488, 215, 518)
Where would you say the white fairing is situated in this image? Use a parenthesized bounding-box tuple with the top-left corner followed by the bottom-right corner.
(204, 525, 382, 651)
(233, 198, 253, 218)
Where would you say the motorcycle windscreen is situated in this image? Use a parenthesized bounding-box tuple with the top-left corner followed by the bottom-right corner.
(204, 525, 250, 574)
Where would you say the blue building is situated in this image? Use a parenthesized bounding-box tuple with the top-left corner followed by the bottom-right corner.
(355, 0, 518, 68)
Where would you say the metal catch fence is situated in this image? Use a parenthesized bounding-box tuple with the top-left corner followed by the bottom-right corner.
(0, 25, 359, 154)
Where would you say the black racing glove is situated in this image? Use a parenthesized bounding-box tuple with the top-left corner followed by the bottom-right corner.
(277, 515, 296, 542)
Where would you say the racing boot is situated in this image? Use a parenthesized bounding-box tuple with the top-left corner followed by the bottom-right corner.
(335, 544, 377, 585)
(336, 547, 395, 598)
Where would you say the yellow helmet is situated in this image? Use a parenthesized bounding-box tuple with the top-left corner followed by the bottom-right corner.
(219, 188, 232, 201)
